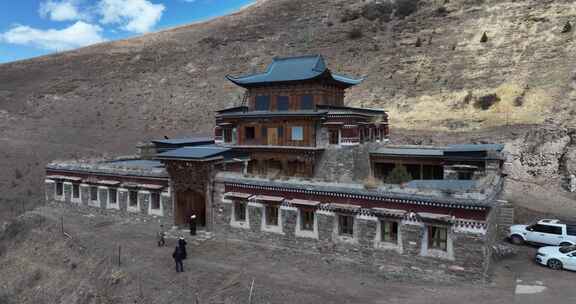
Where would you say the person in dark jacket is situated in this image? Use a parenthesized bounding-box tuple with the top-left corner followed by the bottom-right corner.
(189, 214, 197, 236)
(178, 236, 188, 260)
(172, 246, 184, 273)
(157, 224, 166, 247)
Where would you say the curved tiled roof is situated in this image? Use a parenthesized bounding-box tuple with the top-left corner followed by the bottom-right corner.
(225, 55, 363, 88)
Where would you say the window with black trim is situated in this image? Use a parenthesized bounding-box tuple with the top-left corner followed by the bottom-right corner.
(339, 215, 354, 236)
(56, 182, 63, 196)
(266, 205, 279, 226)
(277, 96, 289, 111)
(428, 226, 448, 251)
(151, 192, 160, 209)
(90, 186, 98, 201)
(129, 190, 138, 207)
(381, 221, 398, 243)
(245, 126, 255, 140)
(109, 188, 117, 204)
(255, 96, 270, 111)
(301, 209, 314, 231)
(235, 201, 246, 221)
(72, 183, 80, 199)
(300, 95, 314, 110)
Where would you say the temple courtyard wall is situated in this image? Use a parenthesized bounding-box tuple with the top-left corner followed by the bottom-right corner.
(212, 179, 505, 282)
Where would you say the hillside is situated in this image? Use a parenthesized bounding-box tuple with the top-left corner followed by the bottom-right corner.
(1, 0, 576, 218)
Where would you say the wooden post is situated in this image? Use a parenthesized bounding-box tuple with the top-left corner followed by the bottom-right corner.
(118, 245, 122, 267)
(248, 279, 255, 304)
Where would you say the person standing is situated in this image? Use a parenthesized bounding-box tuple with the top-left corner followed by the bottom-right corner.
(178, 236, 188, 260)
(157, 224, 166, 247)
(189, 214, 197, 236)
(172, 246, 184, 273)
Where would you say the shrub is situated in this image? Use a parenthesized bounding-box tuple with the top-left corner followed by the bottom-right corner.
(348, 27, 363, 40)
(474, 93, 500, 110)
(386, 165, 413, 184)
(395, 0, 419, 18)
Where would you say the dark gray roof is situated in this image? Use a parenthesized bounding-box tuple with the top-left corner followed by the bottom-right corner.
(46, 158, 168, 178)
(405, 180, 478, 192)
(445, 144, 504, 152)
(372, 147, 444, 157)
(156, 146, 231, 160)
(105, 159, 165, 169)
(151, 137, 214, 146)
(371, 144, 505, 158)
(226, 55, 363, 88)
(217, 174, 500, 208)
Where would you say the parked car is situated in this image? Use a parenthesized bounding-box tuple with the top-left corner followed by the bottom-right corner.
(535, 245, 576, 271)
(509, 219, 576, 246)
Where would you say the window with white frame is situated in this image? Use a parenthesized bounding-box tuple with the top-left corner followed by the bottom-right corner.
(90, 186, 98, 201)
(338, 214, 354, 236)
(291, 126, 304, 141)
(72, 183, 80, 199)
(380, 220, 399, 243)
(234, 201, 246, 221)
(265, 204, 279, 226)
(428, 225, 448, 251)
(129, 190, 138, 207)
(56, 181, 64, 197)
(151, 192, 161, 210)
(108, 188, 117, 204)
(300, 208, 314, 231)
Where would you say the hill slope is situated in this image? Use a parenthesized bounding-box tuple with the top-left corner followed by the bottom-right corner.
(1, 0, 576, 217)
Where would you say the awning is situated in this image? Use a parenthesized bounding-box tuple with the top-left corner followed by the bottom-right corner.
(418, 212, 454, 223)
(140, 184, 165, 190)
(330, 203, 361, 212)
(371, 207, 407, 217)
(252, 195, 284, 203)
(289, 199, 320, 207)
(224, 192, 253, 200)
(98, 180, 121, 186)
(46, 175, 82, 182)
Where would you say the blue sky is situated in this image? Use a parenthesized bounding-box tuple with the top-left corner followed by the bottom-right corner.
(0, 0, 255, 63)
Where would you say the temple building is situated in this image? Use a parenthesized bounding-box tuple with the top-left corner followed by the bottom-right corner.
(44, 55, 511, 281)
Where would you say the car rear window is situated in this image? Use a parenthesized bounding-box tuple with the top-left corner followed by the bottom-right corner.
(566, 225, 576, 236)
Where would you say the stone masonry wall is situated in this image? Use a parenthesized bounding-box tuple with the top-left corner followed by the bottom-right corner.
(212, 181, 492, 282)
(45, 179, 173, 224)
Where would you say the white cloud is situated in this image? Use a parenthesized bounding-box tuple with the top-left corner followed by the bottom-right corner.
(39, 0, 85, 21)
(98, 0, 165, 33)
(1, 21, 106, 51)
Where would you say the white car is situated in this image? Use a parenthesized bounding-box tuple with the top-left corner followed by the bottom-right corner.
(509, 219, 576, 246)
(535, 245, 576, 271)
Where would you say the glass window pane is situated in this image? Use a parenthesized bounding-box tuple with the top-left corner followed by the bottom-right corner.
(300, 95, 314, 110)
(277, 96, 289, 111)
(291, 126, 303, 141)
(255, 96, 270, 111)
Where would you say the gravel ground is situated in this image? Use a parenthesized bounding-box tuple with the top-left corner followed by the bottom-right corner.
(1, 204, 575, 304)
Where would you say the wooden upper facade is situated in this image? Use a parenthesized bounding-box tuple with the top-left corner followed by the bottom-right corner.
(214, 55, 389, 177)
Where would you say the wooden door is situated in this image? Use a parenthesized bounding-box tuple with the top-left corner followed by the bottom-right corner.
(267, 128, 278, 145)
(176, 190, 206, 227)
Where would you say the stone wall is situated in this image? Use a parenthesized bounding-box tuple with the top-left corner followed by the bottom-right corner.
(45, 179, 172, 222)
(315, 142, 382, 183)
(212, 181, 493, 281)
